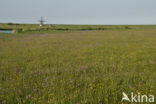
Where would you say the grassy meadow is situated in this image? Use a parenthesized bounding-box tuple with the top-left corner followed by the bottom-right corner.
(0, 28, 156, 104)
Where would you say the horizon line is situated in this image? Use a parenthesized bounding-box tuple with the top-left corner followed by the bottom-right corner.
(0, 22, 156, 26)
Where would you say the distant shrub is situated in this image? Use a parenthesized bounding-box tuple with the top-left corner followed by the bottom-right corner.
(97, 28, 105, 30)
(15, 24, 19, 26)
(13, 28, 22, 33)
(57, 28, 68, 30)
(81, 28, 87, 30)
(7, 23, 19, 26)
(7, 23, 14, 25)
(87, 28, 93, 30)
(65, 28, 70, 30)
(125, 26, 129, 29)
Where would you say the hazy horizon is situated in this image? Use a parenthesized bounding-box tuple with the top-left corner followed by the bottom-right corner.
(1, 0, 156, 25)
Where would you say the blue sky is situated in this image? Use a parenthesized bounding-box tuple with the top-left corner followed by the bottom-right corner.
(0, 0, 156, 24)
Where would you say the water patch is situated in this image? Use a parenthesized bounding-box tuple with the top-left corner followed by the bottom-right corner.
(0, 30, 13, 34)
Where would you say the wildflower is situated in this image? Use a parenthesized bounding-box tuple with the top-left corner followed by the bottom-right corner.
(16, 68, 20, 73)
(18, 89, 22, 95)
(92, 69, 95, 73)
(26, 94, 31, 99)
(33, 88, 38, 92)
(46, 82, 50, 86)
(40, 71, 43, 75)
(2, 100, 6, 104)
(129, 85, 132, 89)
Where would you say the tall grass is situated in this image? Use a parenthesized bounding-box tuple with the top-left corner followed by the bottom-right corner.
(0, 29, 156, 104)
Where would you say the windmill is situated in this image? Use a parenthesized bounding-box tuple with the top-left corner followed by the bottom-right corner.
(38, 16, 46, 27)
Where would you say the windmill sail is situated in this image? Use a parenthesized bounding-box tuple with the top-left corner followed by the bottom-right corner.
(38, 16, 46, 26)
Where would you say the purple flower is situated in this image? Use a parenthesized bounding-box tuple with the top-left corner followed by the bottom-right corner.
(26, 94, 31, 99)
(16, 68, 20, 73)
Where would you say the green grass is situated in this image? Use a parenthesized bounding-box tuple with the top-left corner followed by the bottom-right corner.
(0, 29, 156, 104)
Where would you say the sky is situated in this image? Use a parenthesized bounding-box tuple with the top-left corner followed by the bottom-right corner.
(0, 0, 156, 25)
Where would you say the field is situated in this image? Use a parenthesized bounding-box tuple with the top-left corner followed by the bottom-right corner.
(0, 28, 156, 104)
